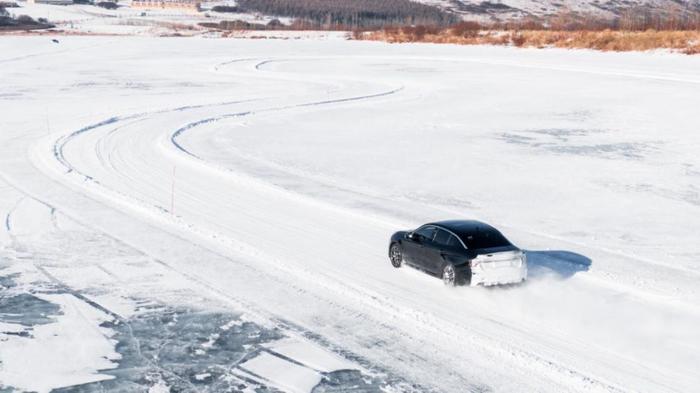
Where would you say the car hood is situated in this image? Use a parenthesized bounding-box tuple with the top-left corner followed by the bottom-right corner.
(391, 231, 409, 242)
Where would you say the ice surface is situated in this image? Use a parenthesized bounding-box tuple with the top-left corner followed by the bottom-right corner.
(265, 337, 356, 373)
(0, 294, 119, 393)
(240, 351, 322, 393)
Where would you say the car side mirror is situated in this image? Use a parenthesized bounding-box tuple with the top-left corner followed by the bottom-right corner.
(408, 232, 420, 242)
(407, 232, 415, 240)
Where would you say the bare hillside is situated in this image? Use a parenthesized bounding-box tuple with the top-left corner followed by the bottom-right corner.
(417, 0, 700, 21)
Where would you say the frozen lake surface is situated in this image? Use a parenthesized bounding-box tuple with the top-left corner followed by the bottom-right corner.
(1, 36, 699, 392)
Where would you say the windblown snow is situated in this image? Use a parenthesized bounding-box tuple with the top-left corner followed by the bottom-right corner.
(1, 36, 699, 392)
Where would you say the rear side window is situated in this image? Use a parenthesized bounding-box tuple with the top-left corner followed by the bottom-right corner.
(446, 234, 462, 248)
(434, 229, 464, 248)
(434, 229, 451, 246)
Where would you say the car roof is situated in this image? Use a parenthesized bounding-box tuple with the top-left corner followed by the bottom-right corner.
(423, 220, 515, 250)
(426, 220, 499, 236)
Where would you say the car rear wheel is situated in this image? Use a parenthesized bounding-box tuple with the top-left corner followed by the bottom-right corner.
(442, 264, 457, 286)
(389, 243, 402, 268)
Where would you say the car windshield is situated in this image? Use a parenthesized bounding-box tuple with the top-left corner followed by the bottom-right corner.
(460, 229, 511, 250)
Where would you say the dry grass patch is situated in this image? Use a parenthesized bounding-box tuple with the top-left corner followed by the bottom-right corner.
(358, 28, 700, 54)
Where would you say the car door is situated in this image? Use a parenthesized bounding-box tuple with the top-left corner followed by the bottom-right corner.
(423, 228, 452, 274)
(403, 225, 436, 268)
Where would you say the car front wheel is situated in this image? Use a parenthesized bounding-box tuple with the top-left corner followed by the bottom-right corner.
(442, 264, 457, 286)
(389, 243, 402, 268)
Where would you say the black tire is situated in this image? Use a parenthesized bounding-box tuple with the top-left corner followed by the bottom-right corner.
(389, 243, 402, 268)
(442, 264, 457, 286)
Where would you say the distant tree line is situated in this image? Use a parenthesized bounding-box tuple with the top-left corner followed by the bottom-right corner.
(616, 6, 700, 31)
(96, 1, 118, 9)
(0, 5, 52, 29)
(211, 5, 241, 13)
(235, 0, 458, 28)
(200, 18, 283, 30)
(496, 6, 700, 31)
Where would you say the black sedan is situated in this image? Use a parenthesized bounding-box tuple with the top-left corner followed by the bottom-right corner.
(388, 220, 527, 286)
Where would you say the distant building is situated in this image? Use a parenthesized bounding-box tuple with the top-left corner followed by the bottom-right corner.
(130, 0, 200, 12)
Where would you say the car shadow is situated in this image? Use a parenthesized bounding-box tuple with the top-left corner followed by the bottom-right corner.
(524, 250, 592, 279)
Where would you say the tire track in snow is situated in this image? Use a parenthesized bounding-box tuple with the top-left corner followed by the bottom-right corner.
(237, 54, 700, 85)
(213, 57, 259, 71)
(170, 85, 404, 159)
(4, 197, 24, 233)
(53, 99, 259, 180)
(0, 40, 118, 65)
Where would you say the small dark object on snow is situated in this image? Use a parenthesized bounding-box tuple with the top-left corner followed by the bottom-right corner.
(52, 39, 59, 43)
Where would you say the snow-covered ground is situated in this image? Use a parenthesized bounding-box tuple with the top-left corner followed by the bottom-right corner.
(1, 36, 700, 392)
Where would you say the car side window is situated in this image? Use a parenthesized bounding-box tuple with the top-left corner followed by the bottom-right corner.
(414, 226, 437, 242)
(433, 229, 451, 246)
(446, 234, 462, 248)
